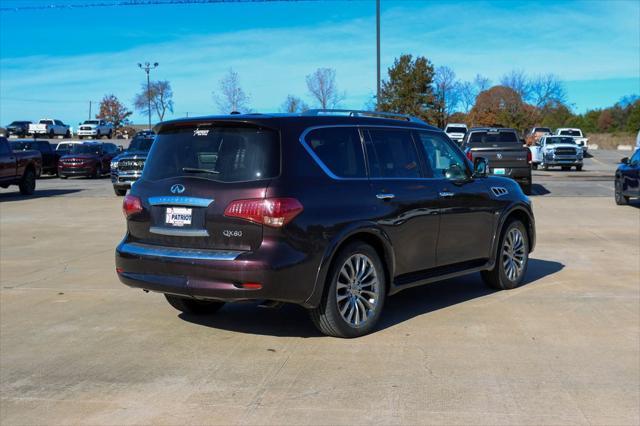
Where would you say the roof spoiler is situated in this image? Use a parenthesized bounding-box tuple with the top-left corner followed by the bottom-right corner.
(303, 109, 427, 124)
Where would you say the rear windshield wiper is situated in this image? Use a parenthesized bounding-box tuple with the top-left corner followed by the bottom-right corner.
(182, 167, 220, 174)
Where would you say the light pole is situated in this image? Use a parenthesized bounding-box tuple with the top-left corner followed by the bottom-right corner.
(376, 0, 380, 109)
(138, 61, 158, 129)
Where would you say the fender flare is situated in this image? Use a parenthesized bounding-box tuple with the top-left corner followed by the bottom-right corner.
(488, 203, 536, 269)
(303, 223, 395, 308)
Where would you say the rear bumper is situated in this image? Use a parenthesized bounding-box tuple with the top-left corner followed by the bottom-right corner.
(490, 167, 531, 183)
(115, 239, 318, 306)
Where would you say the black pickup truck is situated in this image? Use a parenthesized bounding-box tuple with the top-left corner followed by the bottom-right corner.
(0, 137, 42, 195)
(10, 139, 61, 176)
(462, 128, 532, 194)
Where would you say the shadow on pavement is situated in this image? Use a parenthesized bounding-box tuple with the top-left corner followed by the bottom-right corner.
(179, 258, 564, 338)
(530, 183, 551, 196)
(0, 189, 83, 202)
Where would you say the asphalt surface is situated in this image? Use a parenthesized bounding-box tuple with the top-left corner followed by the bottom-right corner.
(1, 149, 639, 425)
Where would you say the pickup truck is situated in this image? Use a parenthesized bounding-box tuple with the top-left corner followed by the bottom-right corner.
(77, 119, 114, 139)
(444, 123, 468, 146)
(529, 135, 583, 171)
(10, 139, 61, 175)
(110, 132, 155, 195)
(0, 136, 42, 195)
(462, 127, 533, 194)
(555, 128, 588, 152)
(29, 119, 71, 138)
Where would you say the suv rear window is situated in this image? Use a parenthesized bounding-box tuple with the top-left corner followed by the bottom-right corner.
(469, 131, 519, 143)
(446, 126, 467, 134)
(143, 125, 279, 182)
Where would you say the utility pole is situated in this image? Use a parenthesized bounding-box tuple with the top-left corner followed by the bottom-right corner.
(138, 61, 158, 129)
(376, 0, 381, 109)
(88, 100, 92, 119)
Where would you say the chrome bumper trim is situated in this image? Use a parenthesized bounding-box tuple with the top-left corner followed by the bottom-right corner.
(149, 226, 210, 237)
(118, 242, 241, 261)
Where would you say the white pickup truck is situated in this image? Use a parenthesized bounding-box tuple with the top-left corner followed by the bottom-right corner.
(529, 135, 583, 171)
(555, 128, 589, 153)
(444, 123, 468, 146)
(29, 119, 71, 138)
(77, 119, 114, 139)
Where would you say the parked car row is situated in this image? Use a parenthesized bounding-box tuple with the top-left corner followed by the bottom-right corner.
(5, 118, 115, 139)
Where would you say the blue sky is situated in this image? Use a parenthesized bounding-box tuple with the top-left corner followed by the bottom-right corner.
(1, 0, 639, 125)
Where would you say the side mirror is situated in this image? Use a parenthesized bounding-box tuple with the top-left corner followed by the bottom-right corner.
(621, 157, 629, 164)
(473, 157, 489, 177)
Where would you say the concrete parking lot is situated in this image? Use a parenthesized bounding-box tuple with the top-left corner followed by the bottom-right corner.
(1, 151, 639, 425)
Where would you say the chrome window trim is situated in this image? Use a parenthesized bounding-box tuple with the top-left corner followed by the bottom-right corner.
(148, 196, 213, 207)
(118, 242, 241, 261)
(149, 227, 210, 237)
(299, 124, 444, 182)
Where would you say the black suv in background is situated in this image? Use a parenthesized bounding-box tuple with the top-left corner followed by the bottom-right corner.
(6, 121, 32, 137)
(116, 111, 536, 337)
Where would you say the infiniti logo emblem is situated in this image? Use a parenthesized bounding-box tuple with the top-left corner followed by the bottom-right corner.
(170, 184, 185, 194)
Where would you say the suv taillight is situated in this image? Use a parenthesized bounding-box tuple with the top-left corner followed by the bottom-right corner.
(466, 150, 473, 162)
(122, 194, 143, 217)
(526, 149, 532, 164)
(224, 198, 303, 228)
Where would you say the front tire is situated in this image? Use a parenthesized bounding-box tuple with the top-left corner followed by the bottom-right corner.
(93, 164, 102, 179)
(164, 294, 224, 315)
(481, 220, 529, 290)
(19, 168, 36, 195)
(309, 242, 386, 338)
(615, 179, 629, 205)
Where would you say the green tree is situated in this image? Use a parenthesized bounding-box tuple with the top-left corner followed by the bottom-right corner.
(626, 100, 640, 132)
(377, 54, 437, 123)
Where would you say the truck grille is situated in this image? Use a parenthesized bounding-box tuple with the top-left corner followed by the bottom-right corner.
(555, 147, 577, 156)
(118, 159, 145, 172)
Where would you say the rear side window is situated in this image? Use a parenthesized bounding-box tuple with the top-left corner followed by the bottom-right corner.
(446, 126, 467, 133)
(365, 128, 421, 178)
(304, 127, 365, 178)
(143, 125, 279, 182)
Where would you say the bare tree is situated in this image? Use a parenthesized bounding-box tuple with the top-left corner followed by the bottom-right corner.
(134, 80, 174, 122)
(280, 95, 309, 113)
(306, 68, 345, 109)
(529, 73, 566, 107)
(500, 69, 531, 102)
(474, 74, 492, 92)
(433, 66, 461, 126)
(213, 68, 251, 113)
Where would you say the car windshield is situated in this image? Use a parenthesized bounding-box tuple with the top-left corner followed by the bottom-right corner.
(128, 137, 154, 151)
(39, 120, 53, 124)
(546, 137, 575, 145)
(143, 125, 279, 182)
(10, 121, 30, 126)
(84, 120, 100, 125)
(560, 130, 581, 137)
(70, 144, 101, 155)
(469, 131, 519, 143)
(446, 127, 467, 133)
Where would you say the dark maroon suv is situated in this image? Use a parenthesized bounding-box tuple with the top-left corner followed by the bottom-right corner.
(116, 110, 536, 337)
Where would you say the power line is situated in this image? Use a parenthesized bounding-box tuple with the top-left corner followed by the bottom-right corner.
(0, 0, 354, 12)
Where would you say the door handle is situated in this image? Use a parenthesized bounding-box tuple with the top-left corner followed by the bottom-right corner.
(376, 193, 395, 200)
(439, 191, 455, 198)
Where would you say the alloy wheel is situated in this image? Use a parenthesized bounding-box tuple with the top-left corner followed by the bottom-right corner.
(502, 228, 526, 282)
(336, 254, 380, 328)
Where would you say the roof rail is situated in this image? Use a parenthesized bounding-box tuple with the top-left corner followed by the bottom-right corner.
(303, 109, 426, 124)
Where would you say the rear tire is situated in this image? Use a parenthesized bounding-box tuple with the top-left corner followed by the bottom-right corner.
(532, 163, 538, 170)
(576, 165, 583, 171)
(93, 165, 102, 179)
(18, 168, 36, 195)
(615, 179, 629, 205)
(309, 241, 386, 338)
(164, 294, 224, 315)
(481, 220, 529, 290)
(522, 182, 532, 195)
(114, 187, 127, 196)
(65, 130, 71, 138)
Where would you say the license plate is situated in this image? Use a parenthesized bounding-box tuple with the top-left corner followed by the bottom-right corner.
(493, 168, 506, 175)
(165, 207, 192, 227)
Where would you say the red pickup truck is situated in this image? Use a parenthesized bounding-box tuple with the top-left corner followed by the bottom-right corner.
(0, 136, 42, 195)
